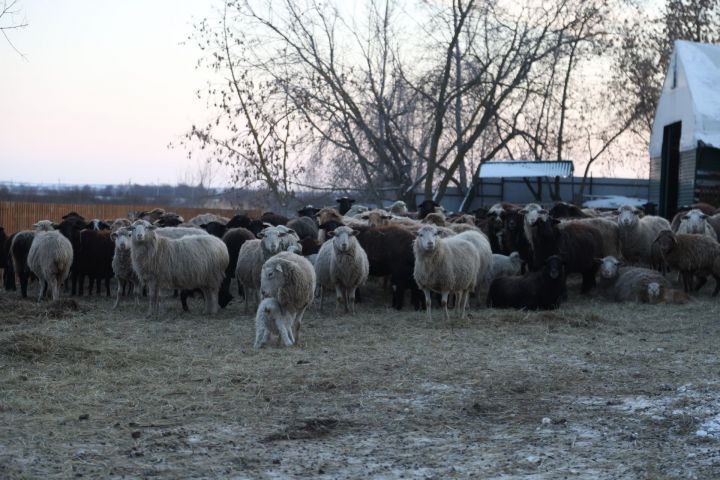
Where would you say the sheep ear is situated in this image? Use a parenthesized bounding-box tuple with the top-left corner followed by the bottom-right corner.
(52, 223, 60, 229)
(350, 229, 359, 236)
(519, 208, 528, 214)
(110, 232, 118, 241)
(361, 215, 369, 219)
(275, 264, 283, 273)
(382, 215, 392, 219)
(257, 232, 265, 238)
(327, 231, 335, 238)
(593, 258, 602, 266)
(32, 222, 39, 228)
(147, 224, 157, 230)
(551, 218, 561, 225)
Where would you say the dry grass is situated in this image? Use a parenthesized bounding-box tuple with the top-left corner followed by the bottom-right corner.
(1, 277, 720, 478)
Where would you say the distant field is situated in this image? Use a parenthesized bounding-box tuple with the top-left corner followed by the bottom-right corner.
(1, 279, 720, 479)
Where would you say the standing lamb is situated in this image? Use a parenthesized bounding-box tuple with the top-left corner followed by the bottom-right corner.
(314, 226, 369, 314)
(111, 227, 140, 309)
(413, 225, 480, 322)
(254, 297, 297, 348)
(616, 205, 671, 266)
(27, 220, 73, 302)
(486, 252, 523, 285)
(130, 220, 229, 316)
(258, 251, 316, 346)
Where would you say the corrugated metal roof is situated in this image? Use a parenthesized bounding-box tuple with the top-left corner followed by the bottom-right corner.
(478, 161, 574, 178)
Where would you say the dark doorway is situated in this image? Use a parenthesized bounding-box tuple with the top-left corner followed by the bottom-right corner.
(660, 122, 681, 218)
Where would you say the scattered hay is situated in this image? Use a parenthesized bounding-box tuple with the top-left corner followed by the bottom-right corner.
(263, 418, 344, 442)
(0, 332, 56, 360)
(45, 299, 80, 319)
(0, 332, 101, 362)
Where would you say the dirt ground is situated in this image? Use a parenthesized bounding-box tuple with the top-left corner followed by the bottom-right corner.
(1, 278, 720, 479)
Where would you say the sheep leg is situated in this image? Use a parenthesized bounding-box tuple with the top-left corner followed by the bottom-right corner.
(243, 285, 249, 314)
(712, 274, 720, 297)
(335, 286, 343, 314)
(292, 319, 302, 346)
(133, 282, 140, 305)
(146, 281, 158, 318)
(105, 277, 111, 297)
(113, 279, 121, 309)
(278, 321, 294, 347)
(457, 290, 467, 319)
(254, 325, 269, 349)
(37, 279, 46, 303)
(207, 289, 219, 315)
(349, 287, 357, 315)
(695, 275, 707, 292)
(441, 291, 450, 323)
(423, 289, 432, 321)
(51, 277, 60, 302)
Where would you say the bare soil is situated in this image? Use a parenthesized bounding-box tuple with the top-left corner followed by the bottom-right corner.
(1, 279, 720, 479)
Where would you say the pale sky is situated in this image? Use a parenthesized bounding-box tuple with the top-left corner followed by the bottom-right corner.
(1, 1, 218, 186)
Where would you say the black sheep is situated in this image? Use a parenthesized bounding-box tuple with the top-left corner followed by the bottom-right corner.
(531, 218, 603, 293)
(354, 225, 423, 310)
(260, 211, 288, 226)
(10, 231, 35, 298)
(287, 217, 318, 240)
(416, 199, 440, 220)
(502, 210, 533, 270)
(486, 255, 566, 310)
(76, 229, 114, 296)
(201, 221, 228, 239)
(218, 227, 255, 308)
(226, 214, 252, 229)
(336, 197, 356, 215)
(55, 217, 87, 295)
(3, 231, 17, 291)
(297, 205, 321, 218)
(0, 227, 6, 270)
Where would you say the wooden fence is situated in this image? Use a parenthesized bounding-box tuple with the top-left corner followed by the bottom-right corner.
(0, 201, 261, 234)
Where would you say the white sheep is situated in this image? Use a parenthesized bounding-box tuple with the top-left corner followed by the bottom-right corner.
(130, 220, 229, 317)
(110, 227, 140, 309)
(616, 205, 671, 266)
(389, 200, 408, 215)
(254, 297, 297, 348)
(258, 251, 316, 346)
(520, 203, 543, 251)
(675, 209, 718, 241)
(235, 226, 291, 312)
(314, 226, 369, 314)
(486, 252, 523, 285)
(27, 220, 73, 302)
(413, 225, 481, 322)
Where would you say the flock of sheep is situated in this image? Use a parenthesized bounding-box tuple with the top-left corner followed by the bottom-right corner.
(2, 196, 718, 348)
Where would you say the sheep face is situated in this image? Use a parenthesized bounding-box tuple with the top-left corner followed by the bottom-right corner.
(534, 217, 560, 240)
(112, 228, 132, 251)
(260, 260, 286, 298)
(257, 227, 282, 254)
(653, 230, 676, 254)
(647, 282, 662, 302)
(504, 211, 523, 232)
(330, 226, 357, 253)
(617, 206, 640, 228)
(544, 255, 565, 280)
(33, 220, 55, 232)
(598, 256, 621, 279)
(129, 220, 157, 243)
(362, 210, 392, 227)
(390, 201, 408, 215)
(520, 204, 542, 226)
(681, 209, 707, 234)
(415, 226, 440, 252)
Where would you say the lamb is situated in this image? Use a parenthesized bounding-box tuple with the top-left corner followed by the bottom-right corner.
(674, 209, 718, 241)
(261, 211, 289, 226)
(486, 255, 566, 310)
(642, 282, 690, 304)
(596, 256, 684, 303)
(486, 252, 523, 285)
(109, 218, 132, 232)
(653, 230, 720, 295)
(254, 297, 297, 348)
(27, 220, 74, 302)
(413, 225, 481, 321)
(235, 226, 288, 312)
(129, 220, 229, 316)
(314, 226, 369, 314)
(297, 205, 321, 218)
(110, 227, 140, 308)
(258, 251, 316, 346)
(10, 230, 35, 298)
(617, 205, 671, 266)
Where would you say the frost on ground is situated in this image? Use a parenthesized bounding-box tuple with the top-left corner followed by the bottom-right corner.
(1, 279, 720, 478)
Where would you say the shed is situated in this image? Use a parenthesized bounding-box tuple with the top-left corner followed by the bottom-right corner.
(649, 40, 720, 218)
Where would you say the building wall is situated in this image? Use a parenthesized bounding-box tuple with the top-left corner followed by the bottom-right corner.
(649, 156, 661, 206)
(678, 149, 697, 206)
(416, 177, 650, 211)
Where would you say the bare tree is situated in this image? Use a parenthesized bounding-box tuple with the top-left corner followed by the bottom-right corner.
(1, 0, 27, 57)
